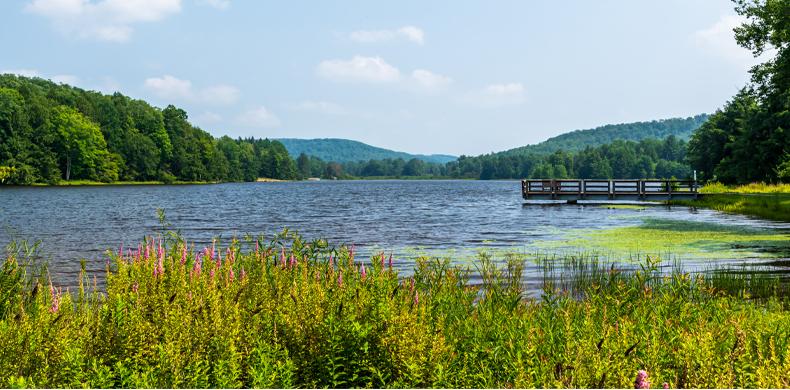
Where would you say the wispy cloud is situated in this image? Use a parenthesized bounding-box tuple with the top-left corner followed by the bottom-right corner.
(693, 14, 771, 69)
(236, 106, 281, 128)
(25, 0, 182, 42)
(143, 75, 239, 105)
(289, 100, 348, 116)
(349, 25, 424, 45)
(316, 56, 401, 83)
(410, 69, 452, 92)
(199, 0, 230, 10)
(462, 83, 526, 107)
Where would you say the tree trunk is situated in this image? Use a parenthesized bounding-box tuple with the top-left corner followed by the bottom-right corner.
(65, 155, 71, 181)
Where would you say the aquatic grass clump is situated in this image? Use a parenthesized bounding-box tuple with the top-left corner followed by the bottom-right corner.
(1, 232, 790, 388)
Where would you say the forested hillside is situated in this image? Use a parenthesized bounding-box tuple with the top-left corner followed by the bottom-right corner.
(277, 138, 456, 164)
(498, 115, 708, 157)
(0, 75, 297, 184)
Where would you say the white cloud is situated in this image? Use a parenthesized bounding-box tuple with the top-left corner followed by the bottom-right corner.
(693, 14, 772, 69)
(410, 69, 452, 92)
(349, 25, 424, 45)
(25, 0, 182, 42)
(1, 69, 41, 77)
(2, 69, 81, 86)
(199, 0, 229, 10)
(463, 83, 526, 107)
(290, 100, 348, 115)
(236, 106, 281, 128)
(143, 75, 239, 105)
(317, 56, 401, 83)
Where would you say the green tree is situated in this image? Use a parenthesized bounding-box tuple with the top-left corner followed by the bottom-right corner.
(51, 106, 118, 181)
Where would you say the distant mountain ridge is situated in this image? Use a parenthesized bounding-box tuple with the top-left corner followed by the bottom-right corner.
(495, 114, 709, 157)
(276, 138, 457, 164)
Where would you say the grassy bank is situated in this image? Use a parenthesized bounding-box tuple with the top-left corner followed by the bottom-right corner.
(2, 233, 789, 388)
(671, 193, 790, 222)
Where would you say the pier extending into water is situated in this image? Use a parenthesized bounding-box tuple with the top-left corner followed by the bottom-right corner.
(521, 179, 699, 202)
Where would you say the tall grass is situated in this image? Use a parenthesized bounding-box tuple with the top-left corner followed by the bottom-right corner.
(700, 182, 790, 194)
(1, 232, 789, 388)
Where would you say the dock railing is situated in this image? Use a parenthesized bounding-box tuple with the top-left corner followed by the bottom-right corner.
(521, 179, 698, 201)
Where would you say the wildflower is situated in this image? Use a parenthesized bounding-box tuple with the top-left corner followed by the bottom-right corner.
(118, 243, 123, 259)
(361, 262, 367, 280)
(338, 270, 343, 287)
(132, 282, 139, 293)
(209, 266, 215, 279)
(634, 370, 650, 389)
(192, 253, 202, 277)
(240, 267, 247, 280)
(414, 291, 419, 306)
(229, 266, 235, 282)
(49, 279, 60, 313)
(280, 248, 287, 267)
(290, 254, 297, 269)
(144, 242, 150, 260)
(663, 382, 669, 389)
(181, 245, 187, 265)
(388, 253, 393, 269)
(328, 254, 334, 268)
(380, 252, 385, 269)
(255, 240, 259, 256)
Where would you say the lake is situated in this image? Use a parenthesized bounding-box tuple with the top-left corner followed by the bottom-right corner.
(1, 180, 788, 289)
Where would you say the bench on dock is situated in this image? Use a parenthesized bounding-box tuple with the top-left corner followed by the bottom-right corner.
(521, 179, 699, 201)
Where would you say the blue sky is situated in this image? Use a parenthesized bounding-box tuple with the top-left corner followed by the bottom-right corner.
(0, 0, 761, 156)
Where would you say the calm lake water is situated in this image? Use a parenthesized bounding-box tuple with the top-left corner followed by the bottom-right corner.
(1, 180, 788, 289)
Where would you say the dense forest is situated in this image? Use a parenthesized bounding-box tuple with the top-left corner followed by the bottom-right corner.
(687, 0, 790, 184)
(0, 75, 297, 185)
(496, 115, 708, 157)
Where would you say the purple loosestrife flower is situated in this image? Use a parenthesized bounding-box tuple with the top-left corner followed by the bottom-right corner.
(144, 242, 150, 261)
(192, 253, 202, 277)
(361, 263, 367, 280)
(338, 270, 343, 287)
(663, 383, 669, 389)
(388, 253, 393, 270)
(634, 370, 650, 389)
(380, 252, 385, 269)
(255, 240, 259, 256)
(289, 254, 297, 269)
(49, 280, 60, 313)
(414, 291, 419, 306)
(118, 243, 123, 259)
(229, 266, 235, 282)
(132, 282, 139, 293)
(329, 254, 334, 268)
(240, 267, 247, 280)
(181, 245, 187, 265)
(280, 248, 287, 268)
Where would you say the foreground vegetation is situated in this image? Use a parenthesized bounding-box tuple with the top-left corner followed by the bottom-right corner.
(2, 233, 789, 388)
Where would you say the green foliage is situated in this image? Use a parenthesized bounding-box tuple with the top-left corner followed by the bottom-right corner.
(1, 232, 789, 388)
(448, 137, 691, 180)
(0, 75, 296, 184)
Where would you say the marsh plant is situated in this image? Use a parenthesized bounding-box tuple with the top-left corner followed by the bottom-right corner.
(1, 231, 789, 388)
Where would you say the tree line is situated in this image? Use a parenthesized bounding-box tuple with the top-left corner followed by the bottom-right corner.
(0, 75, 297, 184)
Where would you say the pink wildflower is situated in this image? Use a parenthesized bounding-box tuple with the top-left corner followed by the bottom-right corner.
(388, 253, 393, 269)
(240, 267, 247, 280)
(229, 267, 235, 282)
(144, 242, 150, 260)
(290, 254, 297, 269)
(49, 280, 60, 313)
(181, 245, 187, 265)
(634, 370, 650, 389)
(338, 270, 343, 287)
(414, 291, 419, 306)
(328, 254, 334, 268)
(361, 262, 367, 280)
(118, 243, 123, 259)
(663, 382, 669, 389)
(255, 240, 259, 256)
(280, 248, 287, 267)
(132, 282, 139, 293)
(380, 253, 385, 269)
(192, 253, 202, 277)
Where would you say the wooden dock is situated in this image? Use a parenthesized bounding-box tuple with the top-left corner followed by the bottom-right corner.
(521, 179, 699, 201)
